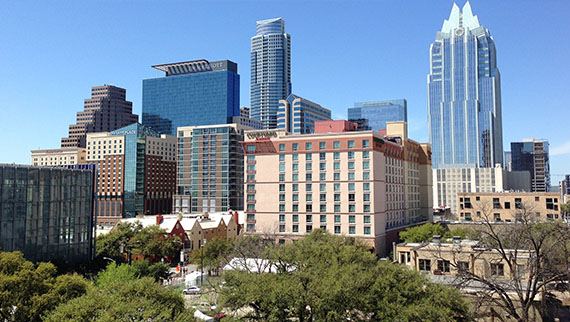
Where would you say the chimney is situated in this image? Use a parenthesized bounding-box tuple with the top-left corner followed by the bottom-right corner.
(156, 214, 163, 225)
(432, 235, 441, 245)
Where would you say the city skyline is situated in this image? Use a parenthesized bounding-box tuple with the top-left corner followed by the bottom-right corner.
(1, 1, 569, 179)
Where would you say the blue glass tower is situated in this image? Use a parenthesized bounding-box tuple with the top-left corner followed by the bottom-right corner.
(348, 99, 407, 132)
(277, 94, 331, 134)
(250, 18, 291, 129)
(428, 2, 503, 168)
(142, 60, 240, 135)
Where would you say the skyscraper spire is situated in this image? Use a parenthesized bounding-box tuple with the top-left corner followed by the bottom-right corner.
(441, 1, 480, 33)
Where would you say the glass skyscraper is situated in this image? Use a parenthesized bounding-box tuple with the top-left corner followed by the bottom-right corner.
(142, 60, 240, 135)
(427, 2, 503, 169)
(277, 94, 331, 134)
(348, 99, 407, 132)
(250, 18, 291, 129)
(511, 139, 550, 192)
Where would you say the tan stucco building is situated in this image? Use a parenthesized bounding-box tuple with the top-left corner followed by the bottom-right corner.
(31, 147, 87, 166)
(457, 192, 561, 222)
(241, 121, 432, 255)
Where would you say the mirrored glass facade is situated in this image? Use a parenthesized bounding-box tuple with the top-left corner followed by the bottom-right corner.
(251, 18, 291, 129)
(348, 99, 407, 132)
(142, 60, 240, 135)
(0, 164, 95, 264)
(428, 2, 503, 169)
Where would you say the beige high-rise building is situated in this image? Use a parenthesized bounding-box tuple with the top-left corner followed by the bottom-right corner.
(241, 121, 432, 256)
(31, 147, 86, 166)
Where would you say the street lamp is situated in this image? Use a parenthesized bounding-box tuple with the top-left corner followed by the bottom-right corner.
(200, 238, 207, 284)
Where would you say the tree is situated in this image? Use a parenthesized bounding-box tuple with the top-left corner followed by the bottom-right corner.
(399, 222, 448, 242)
(44, 263, 192, 322)
(438, 201, 570, 322)
(220, 230, 472, 321)
(96, 222, 180, 263)
(189, 237, 234, 275)
(131, 259, 171, 282)
(0, 251, 90, 322)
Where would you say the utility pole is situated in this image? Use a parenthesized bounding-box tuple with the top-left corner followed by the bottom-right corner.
(200, 239, 207, 284)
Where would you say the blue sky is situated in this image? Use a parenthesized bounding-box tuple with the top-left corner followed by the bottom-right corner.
(1, 0, 569, 181)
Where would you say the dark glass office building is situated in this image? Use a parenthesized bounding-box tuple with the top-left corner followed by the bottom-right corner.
(142, 60, 240, 135)
(348, 99, 407, 132)
(0, 164, 96, 264)
(511, 139, 550, 192)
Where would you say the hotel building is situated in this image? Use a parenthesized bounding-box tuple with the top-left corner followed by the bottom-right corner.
(31, 147, 86, 166)
(86, 123, 176, 227)
(241, 121, 432, 255)
(173, 123, 253, 214)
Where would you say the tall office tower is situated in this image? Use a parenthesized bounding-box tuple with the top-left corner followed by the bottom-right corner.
(142, 60, 240, 135)
(348, 99, 407, 132)
(61, 85, 138, 148)
(427, 2, 503, 168)
(250, 18, 291, 129)
(511, 139, 550, 192)
(86, 123, 176, 227)
(0, 164, 96, 264)
(277, 94, 331, 134)
(173, 123, 254, 214)
(241, 121, 432, 256)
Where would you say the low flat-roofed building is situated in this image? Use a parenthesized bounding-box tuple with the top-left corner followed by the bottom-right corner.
(395, 238, 532, 281)
(457, 191, 561, 222)
(31, 147, 87, 166)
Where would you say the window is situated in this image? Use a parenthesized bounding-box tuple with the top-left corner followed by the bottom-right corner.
(515, 198, 522, 209)
(279, 164, 285, 172)
(306, 225, 312, 233)
(292, 225, 299, 232)
(494, 213, 501, 222)
(505, 202, 511, 209)
(363, 205, 370, 212)
(320, 153, 326, 161)
(279, 144, 285, 152)
(349, 205, 355, 212)
(306, 194, 312, 201)
(320, 184, 326, 192)
(333, 141, 340, 149)
(363, 161, 370, 170)
(292, 194, 299, 202)
(247, 145, 256, 152)
(306, 214, 312, 223)
(306, 153, 312, 161)
(334, 173, 340, 181)
(334, 162, 340, 170)
(363, 194, 370, 202)
(364, 227, 371, 235)
(292, 154, 299, 161)
(306, 184, 312, 192)
(348, 183, 355, 191)
(334, 194, 341, 202)
(458, 261, 469, 273)
(279, 194, 285, 202)
(279, 204, 285, 212)
(306, 204, 312, 212)
(334, 215, 340, 223)
(334, 152, 340, 160)
(348, 140, 354, 149)
(306, 173, 312, 181)
(362, 151, 369, 159)
(493, 198, 501, 209)
(279, 174, 285, 182)
(279, 214, 285, 222)
(292, 184, 298, 192)
(438, 260, 450, 273)
(320, 162, 326, 171)
(279, 154, 285, 162)
(279, 184, 285, 192)
(292, 214, 299, 222)
(348, 172, 355, 180)
(292, 143, 298, 151)
(320, 193, 326, 202)
(319, 142, 326, 150)
(362, 139, 370, 148)
(491, 263, 504, 276)
(363, 172, 370, 180)
(306, 163, 312, 171)
(364, 215, 370, 224)
(349, 193, 355, 202)
(349, 215, 355, 224)
(320, 204, 326, 212)
(279, 225, 285, 232)
(348, 162, 355, 170)
(305, 142, 312, 150)
(320, 173, 326, 180)
(320, 215, 326, 223)
(334, 205, 341, 212)
(419, 259, 431, 271)
(334, 226, 341, 234)
(292, 174, 298, 181)
(349, 226, 355, 235)
(348, 151, 355, 159)
(363, 183, 370, 191)
(292, 164, 299, 171)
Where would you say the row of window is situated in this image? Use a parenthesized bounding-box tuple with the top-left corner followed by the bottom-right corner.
(277, 151, 370, 162)
(276, 182, 371, 192)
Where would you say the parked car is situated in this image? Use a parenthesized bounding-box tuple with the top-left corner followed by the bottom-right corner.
(182, 286, 201, 295)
